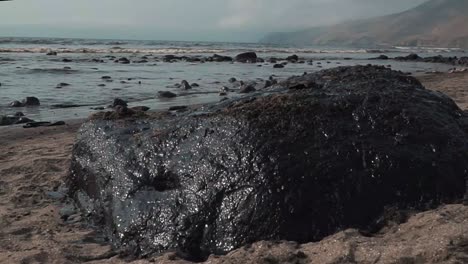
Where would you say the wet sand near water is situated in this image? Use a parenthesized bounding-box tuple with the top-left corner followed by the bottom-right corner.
(418, 71, 468, 110)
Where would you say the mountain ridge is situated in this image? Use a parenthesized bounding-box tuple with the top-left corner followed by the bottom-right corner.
(261, 0, 468, 48)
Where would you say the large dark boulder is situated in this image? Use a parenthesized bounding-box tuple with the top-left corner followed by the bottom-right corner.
(211, 54, 233, 62)
(235, 52, 257, 63)
(22, 97, 40, 106)
(68, 65, 468, 261)
(8, 97, 41, 107)
(395, 53, 421, 61)
(286, 54, 299, 62)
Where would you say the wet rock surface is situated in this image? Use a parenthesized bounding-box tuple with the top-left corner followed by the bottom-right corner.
(89, 105, 150, 120)
(154, 204, 468, 264)
(180, 80, 192, 90)
(112, 98, 128, 108)
(235, 52, 258, 63)
(8, 97, 41, 107)
(158, 91, 177, 98)
(68, 65, 468, 261)
(23, 121, 66, 128)
(388, 54, 468, 66)
(0, 115, 34, 126)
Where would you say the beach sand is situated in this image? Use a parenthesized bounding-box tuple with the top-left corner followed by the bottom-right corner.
(0, 72, 467, 264)
(418, 71, 468, 110)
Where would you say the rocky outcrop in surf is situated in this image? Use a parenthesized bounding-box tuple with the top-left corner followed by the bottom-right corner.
(9, 97, 41, 107)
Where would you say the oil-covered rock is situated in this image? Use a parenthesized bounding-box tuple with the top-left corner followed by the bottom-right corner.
(68, 65, 468, 261)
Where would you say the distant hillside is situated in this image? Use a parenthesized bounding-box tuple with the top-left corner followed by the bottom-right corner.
(261, 0, 468, 48)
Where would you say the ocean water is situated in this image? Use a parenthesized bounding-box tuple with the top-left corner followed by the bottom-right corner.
(0, 37, 465, 122)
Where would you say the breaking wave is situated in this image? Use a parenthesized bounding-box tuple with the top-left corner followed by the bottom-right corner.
(0, 37, 465, 55)
(0, 47, 227, 54)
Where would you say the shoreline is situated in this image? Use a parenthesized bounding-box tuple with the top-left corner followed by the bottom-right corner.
(0, 118, 85, 147)
(1, 70, 467, 263)
(1, 51, 466, 124)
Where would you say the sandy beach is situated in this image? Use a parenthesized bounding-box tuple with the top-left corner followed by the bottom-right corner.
(1, 72, 467, 264)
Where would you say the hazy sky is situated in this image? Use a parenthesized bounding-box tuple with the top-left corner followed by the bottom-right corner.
(0, 0, 428, 41)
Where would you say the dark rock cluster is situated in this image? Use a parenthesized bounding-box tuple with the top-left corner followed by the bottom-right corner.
(0, 112, 33, 126)
(9, 97, 41, 107)
(390, 54, 468, 66)
(68, 65, 468, 261)
(235, 52, 258, 63)
(89, 98, 151, 120)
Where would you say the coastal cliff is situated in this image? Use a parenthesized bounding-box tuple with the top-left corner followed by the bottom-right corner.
(261, 0, 468, 49)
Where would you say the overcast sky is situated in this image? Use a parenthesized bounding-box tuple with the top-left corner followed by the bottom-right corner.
(0, 0, 428, 41)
